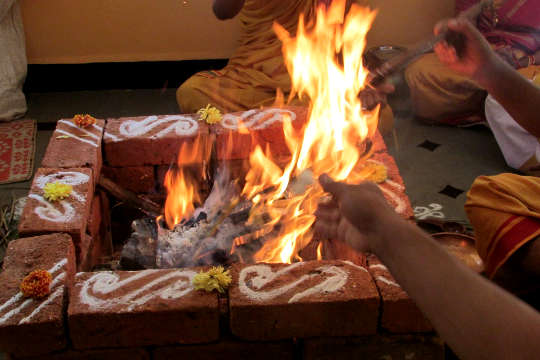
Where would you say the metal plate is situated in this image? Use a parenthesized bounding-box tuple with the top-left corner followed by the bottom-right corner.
(432, 232, 484, 273)
(366, 45, 407, 62)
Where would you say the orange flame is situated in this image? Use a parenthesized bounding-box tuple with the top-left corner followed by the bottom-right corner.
(163, 167, 200, 229)
(163, 138, 205, 229)
(316, 242, 323, 261)
(243, 0, 378, 263)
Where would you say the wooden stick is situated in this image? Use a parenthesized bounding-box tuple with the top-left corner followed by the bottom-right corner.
(98, 175, 161, 216)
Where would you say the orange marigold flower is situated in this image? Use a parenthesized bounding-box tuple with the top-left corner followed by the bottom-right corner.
(72, 114, 96, 128)
(20, 270, 52, 299)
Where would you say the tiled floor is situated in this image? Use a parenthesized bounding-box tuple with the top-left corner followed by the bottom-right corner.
(0, 84, 512, 225)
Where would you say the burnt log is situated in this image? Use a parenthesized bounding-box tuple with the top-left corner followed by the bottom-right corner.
(98, 175, 161, 216)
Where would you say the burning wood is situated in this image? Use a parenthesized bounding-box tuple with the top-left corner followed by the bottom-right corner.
(98, 175, 161, 216)
(126, 0, 382, 268)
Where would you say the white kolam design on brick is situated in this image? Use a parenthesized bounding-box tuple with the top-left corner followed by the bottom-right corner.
(221, 108, 297, 131)
(78, 269, 198, 311)
(369, 263, 401, 288)
(238, 261, 364, 304)
(30, 171, 90, 223)
(0, 259, 67, 325)
(112, 115, 199, 140)
(54, 120, 102, 148)
(367, 159, 407, 215)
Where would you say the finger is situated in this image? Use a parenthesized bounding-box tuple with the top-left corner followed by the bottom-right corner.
(447, 17, 485, 45)
(319, 174, 347, 201)
(434, 20, 447, 36)
(315, 206, 340, 222)
(314, 220, 338, 240)
(376, 82, 395, 95)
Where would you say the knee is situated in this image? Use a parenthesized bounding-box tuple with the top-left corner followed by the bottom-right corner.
(404, 59, 424, 87)
(176, 78, 196, 113)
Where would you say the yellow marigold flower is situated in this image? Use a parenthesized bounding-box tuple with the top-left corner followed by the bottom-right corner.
(43, 182, 73, 202)
(192, 266, 232, 293)
(20, 270, 52, 299)
(364, 162, 388, 183)
(197, 104, 222, 125)
(72, 114, 96, 128)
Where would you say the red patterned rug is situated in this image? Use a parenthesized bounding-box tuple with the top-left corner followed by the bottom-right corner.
(0, 119, 36, 185)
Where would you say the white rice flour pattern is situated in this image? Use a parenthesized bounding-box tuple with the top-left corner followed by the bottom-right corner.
(368, 263, 401, 288)
(104, 115, 199, 142)
(30, 171, 90, 223)
(54, 120, 103, 148)
(367, 159, 407, 215)
(78, 269, 198, 311)
(413, 203, 445, 220)
(238, 261, 365, 304)
(0, 259, 67, 325)
(221, 108, 297, 131)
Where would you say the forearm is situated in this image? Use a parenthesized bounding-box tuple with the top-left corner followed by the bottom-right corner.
(479, 57, 540, 137)
(372, 218, 540, 360)
(212, 0, 245, 20)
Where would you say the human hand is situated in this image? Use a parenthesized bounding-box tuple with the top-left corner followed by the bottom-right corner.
(314, 174, 400, 252)
(433, 17, 500, 87)
(359, 82, 395, 111)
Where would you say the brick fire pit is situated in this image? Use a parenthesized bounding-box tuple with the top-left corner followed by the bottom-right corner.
(0, 108, 443, 359)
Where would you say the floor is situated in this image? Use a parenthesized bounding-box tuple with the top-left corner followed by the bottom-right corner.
(0, 80, 512, 225)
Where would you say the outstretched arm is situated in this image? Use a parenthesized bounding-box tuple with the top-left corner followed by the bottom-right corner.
(315, 175, 540, 360)
(212, 0, 245, 20)
(435, 17, 540, 137)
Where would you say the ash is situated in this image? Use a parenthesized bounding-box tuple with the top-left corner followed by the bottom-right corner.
(156, 167, 258, 268)
(124, 166, 316, 269)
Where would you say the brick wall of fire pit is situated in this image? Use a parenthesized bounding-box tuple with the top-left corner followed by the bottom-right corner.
(0, 109, 443, 359)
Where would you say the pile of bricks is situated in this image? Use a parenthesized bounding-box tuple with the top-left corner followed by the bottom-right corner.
(0, 108, 442, 359)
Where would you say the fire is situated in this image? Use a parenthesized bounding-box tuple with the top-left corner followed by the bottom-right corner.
(163, 0, 378, 262)
(163, 138, 206, 229)
(163, 167, 200, 229)
(244, 0, 378, 263)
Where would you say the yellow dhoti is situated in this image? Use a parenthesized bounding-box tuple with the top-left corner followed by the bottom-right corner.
(176, 0, 394, 133)
(404, 53, 487, 123)
(405, 53, 540, 124)
(465, 173, 540, 278)
(177, 0, 317, 114)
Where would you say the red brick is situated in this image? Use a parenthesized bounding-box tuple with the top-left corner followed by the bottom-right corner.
(101, 166, 155, 193)
(76, 234, 92, 272)
(367, 152, 414, 219)
(103, 114, 211, 166)
(367, 255, 433, 333)
(41, 119, 105, 184)
(68, 268, 219, 349)
(0, 234, 76, 357)
(79, 193, 113, 271)
(213, 106, 308, 160)
(11, 348, 149, 360)
(153, 339, 295, 360)
(18, 168, 94, 260)
(86, 195, 101, 245)
(303, 335, 444, 360)
(371, 130, 388, 153)
(229, 260, 379, 340)
(97, 191, 113, 259)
